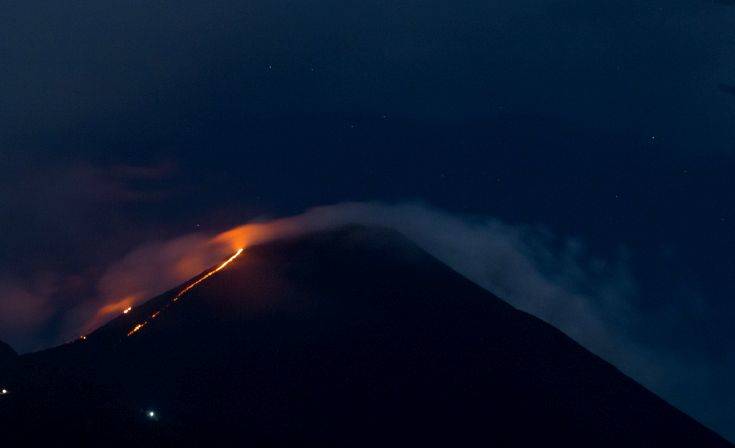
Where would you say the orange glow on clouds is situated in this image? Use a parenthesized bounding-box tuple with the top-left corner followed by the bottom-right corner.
(81, 205, 342, 339)
(95, 296, 136, 320)
(77, 296, 137, 336)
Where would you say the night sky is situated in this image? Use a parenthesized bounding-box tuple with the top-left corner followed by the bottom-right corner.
(1, 0, 734, 439)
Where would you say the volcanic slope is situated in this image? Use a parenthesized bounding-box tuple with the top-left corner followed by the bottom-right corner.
(0, 225, 731, 447)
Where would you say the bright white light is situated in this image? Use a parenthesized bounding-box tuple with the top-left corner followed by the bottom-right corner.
(147, 410, 156, 418)
(1, 389, 7, 394)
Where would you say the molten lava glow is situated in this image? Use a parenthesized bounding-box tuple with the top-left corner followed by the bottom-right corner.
(127, 322, 147, 336)
(96, 296, 136, 318)
(79, 295, 139, 335)
(89, 217, 307, 338)
(172, 248, 244, 302)
(126, 248, 244, 337)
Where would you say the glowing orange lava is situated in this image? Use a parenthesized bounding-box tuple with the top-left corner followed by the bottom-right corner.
(126, 248, 244, 337)
(96, 296, 137, 319)
(127, 322, 147, 336)
(172, 248, 244, 302)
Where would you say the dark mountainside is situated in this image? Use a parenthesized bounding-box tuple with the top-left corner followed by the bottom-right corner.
(0, 340, 15, 361)
(0, 226, 731, 446)
(0, 340, 16, 374)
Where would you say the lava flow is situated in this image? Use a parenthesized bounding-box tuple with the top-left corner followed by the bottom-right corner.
(126, 248, 244, 337)
(172, 248, 244, 303)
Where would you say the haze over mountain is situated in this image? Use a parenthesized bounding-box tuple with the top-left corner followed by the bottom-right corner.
(3, 0, 735, 438)
(0, 226, 730, 446)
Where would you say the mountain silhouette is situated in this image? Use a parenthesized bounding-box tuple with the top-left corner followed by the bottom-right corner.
(0, 226, 730, 446)
(0, 340, 16, 379)
(0, 340, 15, 361)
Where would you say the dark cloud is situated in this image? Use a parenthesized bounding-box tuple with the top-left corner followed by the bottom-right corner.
(0, 159, 183, 322)
(719, 83, 735, 96)
(2, 0, 734, 154)
(0, 278, 56, 351)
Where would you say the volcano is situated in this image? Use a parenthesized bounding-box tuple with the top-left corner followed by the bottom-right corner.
(0, 226, 730, 446)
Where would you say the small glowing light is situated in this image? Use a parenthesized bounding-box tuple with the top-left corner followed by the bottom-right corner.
(80, 335, 87, 341)
(123, 306, 132, 314)
(1, 389, 8, 394)
(147, 410, 157, 419)
(127, 322, 147, 336)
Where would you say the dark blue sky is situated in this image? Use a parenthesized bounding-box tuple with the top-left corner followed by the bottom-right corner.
(1, 0, 734, 439)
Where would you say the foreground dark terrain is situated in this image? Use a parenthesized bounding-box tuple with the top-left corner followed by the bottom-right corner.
(0, 226, 730, 446)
